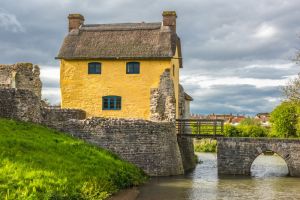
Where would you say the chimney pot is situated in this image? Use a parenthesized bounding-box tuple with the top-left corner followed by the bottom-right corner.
(68, 14, 84, 32)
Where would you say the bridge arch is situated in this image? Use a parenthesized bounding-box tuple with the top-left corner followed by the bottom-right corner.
(217, 138, 300, 177)
(249, 149, 290, 176)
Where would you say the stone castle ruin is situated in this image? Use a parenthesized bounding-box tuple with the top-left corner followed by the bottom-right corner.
(0, 63, 42, 98)
(0, 63, 42, 123)
(0, 63, 195, 176)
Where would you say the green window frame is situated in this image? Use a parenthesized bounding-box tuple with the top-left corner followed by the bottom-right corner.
(126, 62, 140, 74)
(102, 96, 121, 110)
(88, 62, 101, 74)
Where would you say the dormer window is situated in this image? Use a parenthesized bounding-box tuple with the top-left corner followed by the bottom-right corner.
(126, 62, 140, 74)
(88, 62, 101, 74)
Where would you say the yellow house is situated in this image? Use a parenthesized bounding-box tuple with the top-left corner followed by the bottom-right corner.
(56, 11, 192, 121)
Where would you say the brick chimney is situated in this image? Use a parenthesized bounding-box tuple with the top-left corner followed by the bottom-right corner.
(68, 14, 84, 32)
(162, 11, 177, 32)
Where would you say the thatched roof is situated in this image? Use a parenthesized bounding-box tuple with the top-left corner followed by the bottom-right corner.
(56, 22, 182, 66)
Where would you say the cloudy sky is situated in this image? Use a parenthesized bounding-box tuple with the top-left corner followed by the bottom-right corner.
(1, 0, 299, 115)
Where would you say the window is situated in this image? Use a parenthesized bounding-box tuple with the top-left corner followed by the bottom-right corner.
(88, 62, 101, 74)
(126, 62, 140, 74)
(102, 96, 121, 110)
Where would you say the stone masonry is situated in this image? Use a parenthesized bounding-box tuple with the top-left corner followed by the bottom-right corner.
(43, 117, 184, 176)
(217, 137, 300, 177)
(0, 89, 41, 123)
(178, 84, 185, 119)
(0, 63, 42, 99)
(177, 136, 196, 171)
(41, 107, 86, 126)
(150, 69, 176, 122)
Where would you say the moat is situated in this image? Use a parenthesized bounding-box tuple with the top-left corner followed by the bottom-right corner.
(137, 153, 300, 200)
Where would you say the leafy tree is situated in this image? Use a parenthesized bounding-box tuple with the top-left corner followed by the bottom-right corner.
(270, 101, 298, 138)
(283, 73, 300, 103)
(239, 117, 261, 126)
(296, 106, 300, 137)
(282, 48, 300, 102)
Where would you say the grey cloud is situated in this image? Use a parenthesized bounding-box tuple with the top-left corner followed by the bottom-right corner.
(0, 8, 24, 32)
(187, 85, 282, 115)
(0, 0, 299, 113)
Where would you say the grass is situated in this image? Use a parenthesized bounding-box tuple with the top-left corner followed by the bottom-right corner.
(194, 139, 217, 153)
(0, 118, 147, 200)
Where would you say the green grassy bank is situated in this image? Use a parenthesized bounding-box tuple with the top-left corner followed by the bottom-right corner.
(0, 118, 147, 200)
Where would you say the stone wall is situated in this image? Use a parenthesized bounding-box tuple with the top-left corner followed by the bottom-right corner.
(42, 117, 184, 176)
(0, 88, 86, 125)
(0, 88, 41, 123)
(0, 63, 42, 100)
(150, 69, 176, 122)
(178, 84, 185, 119)
(41, 108, 86, 127)
(177, 136, 196, 171)
(217, 137, 300, 177)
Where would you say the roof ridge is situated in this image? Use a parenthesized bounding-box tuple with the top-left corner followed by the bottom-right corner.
(80, 22, 162, 31)
(82, 22, 161, 26)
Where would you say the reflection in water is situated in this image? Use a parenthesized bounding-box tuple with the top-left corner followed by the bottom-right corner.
(137, 153, 300, 200)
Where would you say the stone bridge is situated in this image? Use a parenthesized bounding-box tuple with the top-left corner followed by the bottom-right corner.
(217, 137, 300, 177)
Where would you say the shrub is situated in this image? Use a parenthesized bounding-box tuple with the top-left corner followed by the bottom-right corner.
(224, 124, 269, 138)
(223, 124, 241, 137)
(194, 139, 217, 152)
(237, 125, 269, 137)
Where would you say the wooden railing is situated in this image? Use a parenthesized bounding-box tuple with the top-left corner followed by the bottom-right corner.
(176, 119, 224, 138)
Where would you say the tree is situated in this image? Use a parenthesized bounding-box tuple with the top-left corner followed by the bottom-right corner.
(239, 117, 261, 126)
(283, 73, 300, 103)
(270, 101, 298, 138)
(283, 48, 300, 102)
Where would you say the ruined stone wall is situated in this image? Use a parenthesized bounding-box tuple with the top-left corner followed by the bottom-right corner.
(42, 117, 184, 176)
(177, 136, 196, 171)
(178, 84, 185, 119)
(0, 89, 41, 123)
(0, 63, 42, 99)
(217, 137, 300, 177)
(150, 69, 176, 122)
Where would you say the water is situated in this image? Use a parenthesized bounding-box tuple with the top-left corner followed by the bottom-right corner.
(137, 153, 300, 200)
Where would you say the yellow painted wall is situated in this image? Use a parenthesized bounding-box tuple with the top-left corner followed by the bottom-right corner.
(171, 46, 181, 118)
(60, 58, 180, 120)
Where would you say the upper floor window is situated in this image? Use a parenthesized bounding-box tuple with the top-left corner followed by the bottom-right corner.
(126, 62, 140, 74)
(102, 96, 121, 110)
(88, 62, 101, 74)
